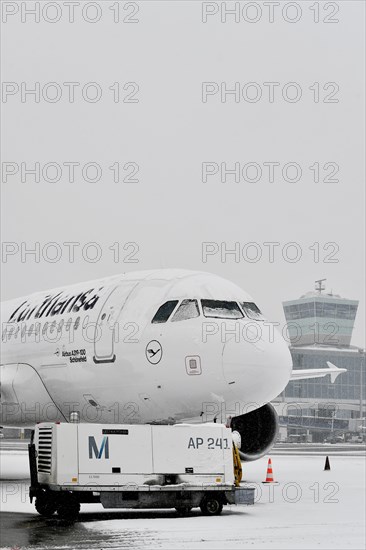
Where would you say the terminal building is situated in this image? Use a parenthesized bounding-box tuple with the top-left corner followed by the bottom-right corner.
(275, 279, 365, 443)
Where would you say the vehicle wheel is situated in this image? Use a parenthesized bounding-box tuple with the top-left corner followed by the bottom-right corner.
(200, 497, 223, 516)
(35, 493, 58, 517)
(57, 495, 80, 521)
(175, 506, 192, 515)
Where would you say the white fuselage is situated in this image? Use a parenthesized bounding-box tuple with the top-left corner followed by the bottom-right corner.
(0, 269, 293, 427)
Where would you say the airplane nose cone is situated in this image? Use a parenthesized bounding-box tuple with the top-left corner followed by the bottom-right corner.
(222, 322, 292, 404)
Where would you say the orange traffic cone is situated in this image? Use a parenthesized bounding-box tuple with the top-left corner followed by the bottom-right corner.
(262, 458, 278, 484)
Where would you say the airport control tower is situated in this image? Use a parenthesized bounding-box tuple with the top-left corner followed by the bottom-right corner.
(282, 279, 359, 347)
(278, 280, 365, 443)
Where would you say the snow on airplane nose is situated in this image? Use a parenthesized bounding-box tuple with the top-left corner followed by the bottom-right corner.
(221, 321, 293, 405)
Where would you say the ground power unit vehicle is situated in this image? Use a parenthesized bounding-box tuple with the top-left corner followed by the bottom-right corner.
(28, 421, 255, 520)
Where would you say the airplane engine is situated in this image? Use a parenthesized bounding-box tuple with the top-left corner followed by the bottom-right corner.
(231, 403, 279, 462)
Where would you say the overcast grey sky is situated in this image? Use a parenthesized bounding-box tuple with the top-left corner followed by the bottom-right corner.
(1, 1, 365, 346)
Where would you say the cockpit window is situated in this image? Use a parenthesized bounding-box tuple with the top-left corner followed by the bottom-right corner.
(171, 299, 200, 322)
(201, 300, 243, 319)
(152, 300, 179, 323)
(241, 302, 265, 320)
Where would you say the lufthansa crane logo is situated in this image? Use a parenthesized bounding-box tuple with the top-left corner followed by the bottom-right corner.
(145, 340, 163, 365)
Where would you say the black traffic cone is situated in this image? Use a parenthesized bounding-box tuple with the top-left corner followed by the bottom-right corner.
(324, 456, 331, 471)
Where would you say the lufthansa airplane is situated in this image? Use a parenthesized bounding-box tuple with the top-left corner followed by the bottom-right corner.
(0, 269, 345, 461)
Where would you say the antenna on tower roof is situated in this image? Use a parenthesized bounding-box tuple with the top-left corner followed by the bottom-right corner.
(315, 278, 326, 294)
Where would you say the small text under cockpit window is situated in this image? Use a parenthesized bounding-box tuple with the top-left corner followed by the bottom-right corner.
(241, 302, 265, 320)
(152, 300, 179, 323)
(171, 299, 200, 322)
(201, 300, 244, 319)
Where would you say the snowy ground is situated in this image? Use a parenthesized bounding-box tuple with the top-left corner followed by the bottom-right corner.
(0, 451, 365, 550)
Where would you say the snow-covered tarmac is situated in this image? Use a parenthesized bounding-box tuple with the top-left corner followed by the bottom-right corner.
(0, 451, 365, 549)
